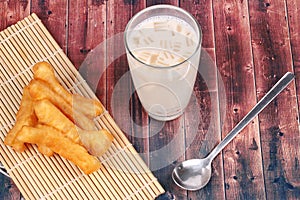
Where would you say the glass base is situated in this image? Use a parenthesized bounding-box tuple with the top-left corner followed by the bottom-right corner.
(147, 110, 183, 121)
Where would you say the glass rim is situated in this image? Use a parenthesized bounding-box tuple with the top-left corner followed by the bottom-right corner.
(124, 4, 202, 69)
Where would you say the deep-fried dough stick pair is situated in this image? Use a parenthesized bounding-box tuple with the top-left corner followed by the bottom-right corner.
(30, 61, 105, 130)
(4, 87, 53, 156)
(34, 99, 113, 157)
(4, 87, 37, 152)
(18, 125, 101, 174)
(28, 79, 97, 131)
(32, 62, 104, 118)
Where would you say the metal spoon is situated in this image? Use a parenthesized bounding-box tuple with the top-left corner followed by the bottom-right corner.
(172, 72, 295, 191)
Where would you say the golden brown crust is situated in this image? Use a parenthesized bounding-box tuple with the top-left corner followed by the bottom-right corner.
(4, 86, 37, 152)
(17, 125, 101, 174)
(28, 79, 97, 131)
(33, 61, 104, 118)
(34, 99, 81, 144)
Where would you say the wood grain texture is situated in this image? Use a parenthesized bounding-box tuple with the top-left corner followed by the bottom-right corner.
(249, 0, 300, 199)
(0, 0, 30, 31)
(0, 175, 20, 200)
(105, 0, 149, 169)
(31, 0, 68, 52)
(146, 0, 178, 7)
(287, 0, 300, 91)
(180, 0, 225, 199)
(6, 0, 30, 28)
(106, 0, 131, 113)
(67, 0, 88, 69)
(143, 1, 188, 199)
(66, 0, 107, 103)
(127, 0, 150, 165)
(149, 117, 186, 199)
(213, 0, 266, 199)
(286, 1, 300, 196)
(81, 0, 107, 104)
(0, 1, 7, 31)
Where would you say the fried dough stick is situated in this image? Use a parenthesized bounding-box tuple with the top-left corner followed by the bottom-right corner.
(28, 79, 97, 131)
(32, 61, 104, 118)
(4, 87, 53, 155)
(34, 99, 81, 144)
(79, 129, 113, 157)
(37, 145, 54, 157)
(35, 99, 113, 156)
(17, 125, 101, 174)
(4, 86, 37, 152)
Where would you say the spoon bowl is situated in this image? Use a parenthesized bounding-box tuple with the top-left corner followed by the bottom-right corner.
(172, 159, 211, 191)
(172, 72, 294, 191)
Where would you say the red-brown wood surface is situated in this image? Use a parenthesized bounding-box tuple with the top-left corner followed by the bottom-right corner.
(1, 0, 300, 199)
(31, 0, 68, 52)
(249, 0, 300, 199)
(213, 0, 266, 199)
(180, 0, 225, 199)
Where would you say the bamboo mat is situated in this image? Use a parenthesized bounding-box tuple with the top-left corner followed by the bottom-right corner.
(0, 13, 165, 200)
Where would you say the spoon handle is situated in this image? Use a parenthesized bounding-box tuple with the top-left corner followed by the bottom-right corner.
(207, 72, 294, 162)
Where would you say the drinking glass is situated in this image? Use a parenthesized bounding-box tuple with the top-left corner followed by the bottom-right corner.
(124, 5, 202, 121)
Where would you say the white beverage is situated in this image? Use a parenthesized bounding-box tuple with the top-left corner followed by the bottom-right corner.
(125, 8, 201, 121)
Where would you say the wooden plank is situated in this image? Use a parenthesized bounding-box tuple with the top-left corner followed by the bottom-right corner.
(81, 0, 107, 104)
(67, 0, 106, 103)
(105, 0, 151, 172)
(106, 0, 131, 114)
(212, 0, 266, 199)
(127, 1, 150, 165)
(0, 0, 8, 31)
(65, 1, 106, 71)
(286, 1, 300, 197)
(140, 1, 188, 199)
(105, 4, 153, 194)
(0, 0, 30, 31)
(287, 0, 300, 110)
(0, 174, 21, 200)
(67, 0, 87, 69)
(180, 0, 225, 199)
(146, 0, 178, 7)
(287, 0, 300, 83)
(249, 0, 300, 199)
(149, 117, 187, 199)
(30, 0, 68, 53)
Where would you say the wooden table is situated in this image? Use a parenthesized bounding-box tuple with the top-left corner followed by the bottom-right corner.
(1, 0, 300, 199)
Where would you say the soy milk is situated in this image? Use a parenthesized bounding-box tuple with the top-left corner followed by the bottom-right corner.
(126, 15, 200, 120)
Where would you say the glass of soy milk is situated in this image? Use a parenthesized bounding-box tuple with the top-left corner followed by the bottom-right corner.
(124, 5, 202, 121)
